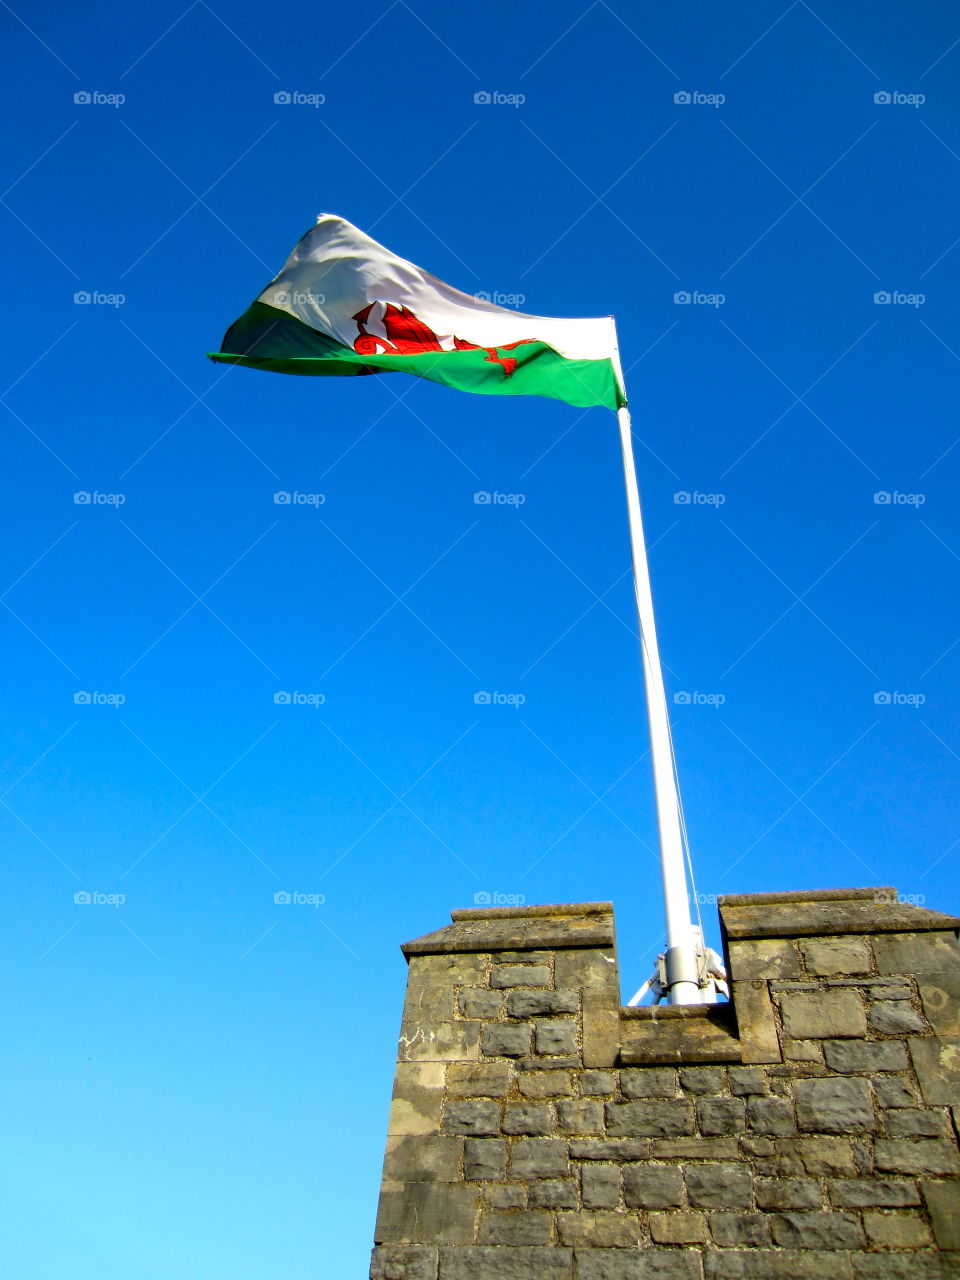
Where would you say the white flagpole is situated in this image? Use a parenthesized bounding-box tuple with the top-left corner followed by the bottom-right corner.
(616, 401, 703, 1005)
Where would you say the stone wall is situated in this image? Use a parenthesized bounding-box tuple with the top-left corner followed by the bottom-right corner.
(370, 889, 960, 1279)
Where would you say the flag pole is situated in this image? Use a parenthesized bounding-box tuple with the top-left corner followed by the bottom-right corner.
(616, 402, 704, 1004)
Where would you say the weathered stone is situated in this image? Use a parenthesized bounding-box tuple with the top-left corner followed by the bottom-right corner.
(883, 1107, 947, 1137)
(506, 989, 579, 1017)
(784, 1040, 822, 1062)
(620, 1004, 741, 1066)
(556, 1211, 641, 1248)
(922, 1178, 960, 1249)
(800, 936, 873, 976)
(555, 948, 620, 1069)
(781, 1136, 859, 1177)
(492, 950, 555, 965)
(779, 990, 867, 1040)
(872, 930, 960, 977)
(829, 1179, 920, 1207)
(874, 1078, 917, 1109)
(680, 1067, 726, 1094)
(536, 1020, 578, 1056)
(652, 1138, 740, 1159)
(684, 1164, 753, 1208)
(705, 1253, 854, 1279)
(606, 1101, 693, 1138)
(443, 1100, 501, 1136)
(370, 1244, 439, 1280)
(581, 1164, 620, 1208)
(728, 938, 801, 979)
(438, 1245, 573, 1280)
(510, 1138, 569, 1179)
(915, 968, 960, 1036)
(823, 1041, 908, 1074)
(755, 1177, 821, 1209)
(874, 1138, 960, 1175)
(697, 1097, 746, 1135)
(577, 1249, 703, 1279)
(458, 989, 504, 1019)
(650, 1210, 707, 1243)
(376, 1182, 480, 1245)
(580, 1070, 617, 1095)
(795, 1077, 876, 1133)
(529, 1178, 578, 1209)
(518, 1070, 574, 1098)
(619, 1069, 677, 1099)
(622, 1164, 684, 1208)
(478, 1210, 552, 1245)
(771, 1212, 865, 1249)
(489, 965, 552, 989)
(390, 1062, 446, 1136)
(404, 953, 487, 1020)
(464, 1139, 506, 1180)
(400, 1020, 481, 1063)
(863, 1211, 932, 1249)
(728, 1067, 766, 1096)
(746, 1096, 795, 1135)
(557, 1099, 603, 1134)
(909, 1035, 960, 1105)
(485, 1183, 525, 1208)
(570, 1139, 650, 1160)
(383, 1136, 463, 1185)
(730, 981, 781, 1064)
(869, 1002, 925, 1035)
(481, 1024, 531, 1058)
(503, 1103, 555, 1135)
(710, 1213, 771, 1246)
(446, 1063, 512, 1098)
(850, 1257, 960, 1279)
(871, 985, 912, 1000)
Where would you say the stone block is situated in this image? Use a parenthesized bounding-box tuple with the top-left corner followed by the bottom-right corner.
(581, 1164, 620, 1208)
(438, 1245, 573, 1280)
(570, 1139, 650, 1160)
(684, 1164, 753, 1208)
(869, 1002, 925, 1035)
(510, 1138, 569, 1179)
(458, 989, 504, 1019)
(528, 1178, 578, 1209)
(557, 1099, 603, 1134)
(922, 1178, 960, 1249)
(577, 1249, 703, 1279)
(620, 1068, 677, 1099)
(375, 1182, 480, 1245)
(555, 948, 620, 1069)
(709, 1213, 771, 1246)
(506, 990, 579, 1017)
(622, 1164, 684, 1208)
(490, 965, 552, 989)
(502, 1103, 555, 1135)
(728, 938, 801, 979)
(779, 990, 867, 1040)
(651, 1138, 739, 1159)
(883, 1107, 948, 1137)
(605, 1101, 693, 1137)
(755, 1177, 821, 1209)
(781, 1136, 859, 1176)
(732, 981, 781, 1063)
(915, 968, 960, 1036)
(829, 1179, 920, 1207)
(875, 1138, 960, 1175)
(650, 1210, 707, 1243)
(556, 1210, 641, 1248)
(728, 1067, 766, 1096)
(705, 1253, 854, 1280)
(536, 1020, 578, 1056)
(874, 1078, 917, 1109)
(771, 1211, 865, 1249)
(370, 1244, 439, 1280)
(795, 1077, 876, 1133)
(823, 1040, 908, 1073)
(784, 1039, 822, 1062)
(746, 1096, 795, 1135)
(485, 1184, 525, 1208)
(481, 1024, 531, 1058)
(478, 1210, 553, 1245)
(464, 1138, 507, 1180)
(443, 1100, 501, 1136)
(446, 1063, 512, 1097)
(697, 1097, 746, 1135)
(850, 1258, 960, 1280)
(389, 1062, 446, 1136)
(518, 1070, 574, 1098)
(863, 1211, 932, 1249)
(383, 1136, 463, 1184)
(400, 1020, 481, 1063)
(404, 954, 487, 1020)
(580, 1070, 617, 1095)
(800, 936, 873, 975)
(872, 930, 960, 977)
(909, 1035, 960, 1104)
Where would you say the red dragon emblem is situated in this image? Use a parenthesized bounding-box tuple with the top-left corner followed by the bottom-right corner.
(352, 302, 532, 377)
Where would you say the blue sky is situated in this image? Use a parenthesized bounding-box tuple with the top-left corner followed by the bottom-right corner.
(2, 1, 959, 1275)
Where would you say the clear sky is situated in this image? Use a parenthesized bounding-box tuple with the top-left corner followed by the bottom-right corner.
(2, 1, 959, 1275)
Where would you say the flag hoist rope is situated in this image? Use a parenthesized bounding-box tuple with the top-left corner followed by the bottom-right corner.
(616, 403, 704, 1005)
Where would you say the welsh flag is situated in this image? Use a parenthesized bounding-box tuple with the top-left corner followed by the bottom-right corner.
(209, 215, 625, 411)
